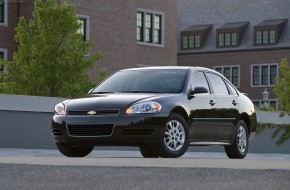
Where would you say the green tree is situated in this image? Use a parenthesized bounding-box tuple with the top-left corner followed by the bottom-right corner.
(274, 58, 290, 113)
(0, 0, 101, 97)
(97, 68, 107, 84)
(259, 57, 290, 145)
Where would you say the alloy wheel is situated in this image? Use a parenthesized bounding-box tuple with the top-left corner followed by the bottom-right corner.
(237, 125, 247, 154)
(164, 120, 185, 151)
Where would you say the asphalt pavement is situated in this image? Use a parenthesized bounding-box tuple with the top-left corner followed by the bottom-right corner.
(0, 149, 290, 190)
(1, 148, 290, 160)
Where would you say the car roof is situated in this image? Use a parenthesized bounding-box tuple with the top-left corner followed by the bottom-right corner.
(120, 66, 213, 72)
(120, 66, 231, 86)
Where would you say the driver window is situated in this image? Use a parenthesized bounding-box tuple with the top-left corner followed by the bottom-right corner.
(190, 72, 210, 94)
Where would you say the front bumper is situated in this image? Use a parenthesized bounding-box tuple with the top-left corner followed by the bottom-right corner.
(52, 113, 169, 146)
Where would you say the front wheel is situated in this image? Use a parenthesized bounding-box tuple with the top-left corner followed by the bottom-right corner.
(159, 114, 189, 158)
(56, 143, 94, 157)
(225, 120, 249, 159)
(139, 146, 159, 158)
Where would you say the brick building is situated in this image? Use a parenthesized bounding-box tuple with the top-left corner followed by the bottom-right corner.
(0, 0, 177, 82)
(0, 0, 34, 67)
(177, 0, 290, 109)
(2, 0, 290, 108)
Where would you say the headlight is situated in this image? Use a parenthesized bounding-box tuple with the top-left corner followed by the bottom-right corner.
(126, 101, 162, 114)
(54, 103, 66, 115)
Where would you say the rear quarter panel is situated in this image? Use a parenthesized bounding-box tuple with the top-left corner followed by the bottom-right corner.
(238, 93, 257, 140)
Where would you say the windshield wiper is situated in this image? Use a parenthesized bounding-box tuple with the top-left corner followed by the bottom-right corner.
(91, 91, 115, 94)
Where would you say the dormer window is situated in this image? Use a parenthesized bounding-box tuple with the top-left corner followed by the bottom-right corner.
(254, 19, 287, 45)
(216, 22, 249, 48)
(180, 24, 212, 50)
(182, 34, 201, 49)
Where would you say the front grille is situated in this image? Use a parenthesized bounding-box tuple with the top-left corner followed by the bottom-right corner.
(67, 110, 119, 115)
(67, 124, 114, 137)
(122, 129, 154, 136)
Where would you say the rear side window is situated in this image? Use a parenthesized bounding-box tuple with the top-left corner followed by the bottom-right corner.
(190, 71, 210, 93)
(226, 81, 238, 96)
(206, 73, 229, 95)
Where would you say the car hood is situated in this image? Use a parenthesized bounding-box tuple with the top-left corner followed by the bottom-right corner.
(65, 94, 162, 112)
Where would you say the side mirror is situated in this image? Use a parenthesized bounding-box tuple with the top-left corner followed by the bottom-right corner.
(188, 87, 209, 99)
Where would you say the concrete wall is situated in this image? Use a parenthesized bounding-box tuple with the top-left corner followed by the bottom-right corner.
(0, 94, 65, 149)
(0, 94, 290, 153)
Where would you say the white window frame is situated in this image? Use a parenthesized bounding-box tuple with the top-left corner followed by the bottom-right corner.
(213, 65, 240, 88)
(76, 14, 90, 41)
(0, 1, 8, 27)
(252, 99, 278, 110)
(251, 63, 279, 87)
(137, 8, 164, 48)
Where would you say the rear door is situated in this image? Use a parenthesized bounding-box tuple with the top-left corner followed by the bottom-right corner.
(205, 72, 239, 141)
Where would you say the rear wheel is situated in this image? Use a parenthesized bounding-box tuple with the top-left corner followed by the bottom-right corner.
(139, 146, 159, 158)
(159, 114, 189, 158)
(56, 143, 94, 157)
(225, 120, 249, 159)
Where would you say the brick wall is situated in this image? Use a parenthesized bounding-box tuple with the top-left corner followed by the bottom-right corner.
(0, 1, 34, 60)
(67, 0, 177, 82)
(0, 4, 18, 60)
(1, 0, 177, 82)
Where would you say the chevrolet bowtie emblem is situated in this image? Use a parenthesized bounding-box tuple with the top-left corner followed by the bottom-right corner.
(87, 111, 97, 115)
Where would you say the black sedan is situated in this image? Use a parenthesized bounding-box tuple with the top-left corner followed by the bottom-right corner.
(52, 67, 257, 159)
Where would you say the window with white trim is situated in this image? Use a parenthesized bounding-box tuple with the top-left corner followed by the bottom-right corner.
(0, 0, 7, 26)
(77, 15, 89, 41)
(252, 64, 278, 86)
(0, 1, 3, 23)
(252, 99, 278, 109)
(136, 10, 163, 46)
(214, 66, 240, 87)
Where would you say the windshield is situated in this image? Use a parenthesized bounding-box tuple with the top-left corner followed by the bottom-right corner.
(92, 69, 188, 94)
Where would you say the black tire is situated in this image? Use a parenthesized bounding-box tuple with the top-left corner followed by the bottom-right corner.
(139, 146, 159, 158)
(56, 143, 94, 157)
(159, 113, 189, 158)
(225, 120, 249, 159)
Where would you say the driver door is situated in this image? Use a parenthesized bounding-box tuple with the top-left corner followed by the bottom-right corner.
(188, 71, 218, 141)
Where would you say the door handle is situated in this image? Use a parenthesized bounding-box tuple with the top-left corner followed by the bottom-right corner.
(232, 100, 238, 106)
(209, 100, 216, 106)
